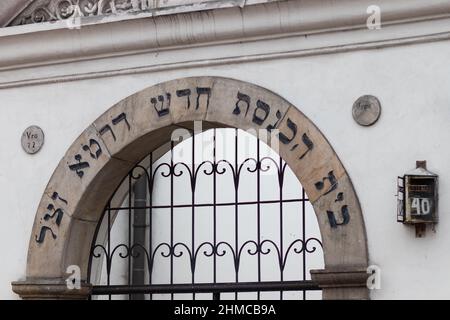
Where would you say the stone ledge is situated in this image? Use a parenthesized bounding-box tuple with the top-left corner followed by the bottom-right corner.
(310, 266, 370, 300)
(11, 279, 92, 300)
(310, 266, 369, 288)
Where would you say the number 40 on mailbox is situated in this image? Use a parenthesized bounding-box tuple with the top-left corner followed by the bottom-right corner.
(397, 161, 438, 224)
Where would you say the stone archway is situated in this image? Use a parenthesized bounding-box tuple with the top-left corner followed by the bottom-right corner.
(12, 77, 369, 299)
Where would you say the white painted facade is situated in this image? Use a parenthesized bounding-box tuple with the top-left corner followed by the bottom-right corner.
(0, 0, 449, 299)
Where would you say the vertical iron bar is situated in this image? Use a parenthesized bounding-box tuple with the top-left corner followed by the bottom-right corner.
(107, 203, 111, 301)
(170, 140, 175, 300)
(128, 173, 132, 300)
(256, 138, 261, 300)
(191, 129, 196, 300)
(149, 152, 153, 301)
(213, 128, 218, 300)
(234, 128, 239, 300)
(279, 156, 284, 301)
(302, 187, 306, 301)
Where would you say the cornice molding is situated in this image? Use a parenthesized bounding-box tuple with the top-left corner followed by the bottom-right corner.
(0, 0, 449, 88)
(6, 0, 277, 27)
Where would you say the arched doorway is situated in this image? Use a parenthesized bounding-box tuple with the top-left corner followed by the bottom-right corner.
(12, 77, 369, 299)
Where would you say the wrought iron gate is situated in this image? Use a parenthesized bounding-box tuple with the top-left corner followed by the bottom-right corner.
(88, 128, 323, 300)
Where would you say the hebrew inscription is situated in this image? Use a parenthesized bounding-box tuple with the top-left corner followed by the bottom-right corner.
(278, 118, 314, 160)
(231, 91, 286, 131)
(314, 172, 351, 228)
(36, 192, 68, 243)
(68, 154, 90, 179)
(315, 171, 338, 196)
(32, 78, 361, 252)
(99, 112, 131, 141)
(327, 192, 350, 228)
(152, 93, 171, 118)
(68, 139, 102, 179)
(152, 87, 212, 118)
(25, 78, 367, 288)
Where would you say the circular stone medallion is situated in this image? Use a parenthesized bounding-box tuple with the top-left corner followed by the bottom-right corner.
(21, 126, 45, 154)
(352, 95, 382, 126)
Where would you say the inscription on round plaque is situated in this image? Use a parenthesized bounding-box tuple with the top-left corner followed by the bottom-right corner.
(352, 95, 382, 126)
(21, 126, 45, 154)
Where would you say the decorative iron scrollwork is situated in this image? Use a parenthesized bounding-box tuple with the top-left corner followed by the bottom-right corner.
(88, 128, 323, 300)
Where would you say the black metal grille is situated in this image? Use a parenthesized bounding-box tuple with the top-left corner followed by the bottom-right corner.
(88, 128, 323, 300)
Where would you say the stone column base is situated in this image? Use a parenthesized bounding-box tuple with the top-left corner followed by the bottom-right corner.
(310, 266, 370, 300)
(11, 279, 92, 300)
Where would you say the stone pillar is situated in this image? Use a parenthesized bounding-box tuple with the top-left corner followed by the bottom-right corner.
(11, 279, 91, 300)
(310, 266, 370, 300)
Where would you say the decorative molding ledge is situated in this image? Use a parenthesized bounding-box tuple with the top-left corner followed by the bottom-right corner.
(11, 279, 92, 300)
(311, 267, 369, 288)
(2, 30, 450, 90)
(311, 266, 370, 299)
(0, 0, 449, 88)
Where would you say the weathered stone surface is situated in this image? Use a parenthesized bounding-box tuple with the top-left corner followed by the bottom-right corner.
(206, 77, 291, 133)
(27, 194, 73, 279)
(166, 77, 214, 124)
(62, 218, 98, 280)
(93, 88, 173, 162)
(312, 174, 367, 268)
(27, 126, 132, 278)
(310, 267, 370, 300)
(40, 125, 131, 221)
(27, 216, 98, 280)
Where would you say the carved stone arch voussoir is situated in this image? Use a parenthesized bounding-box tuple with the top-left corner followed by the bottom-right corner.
(12, 77, 369, 299)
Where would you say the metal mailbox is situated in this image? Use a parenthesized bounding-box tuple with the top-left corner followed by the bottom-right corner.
(397, 161, 438, 224)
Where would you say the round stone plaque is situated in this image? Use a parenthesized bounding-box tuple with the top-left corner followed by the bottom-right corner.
(352, 95, 381, 126)
(21, 126, 45, 154)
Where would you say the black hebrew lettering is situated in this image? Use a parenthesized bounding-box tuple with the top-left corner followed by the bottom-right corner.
(252, 100, 270, 126)
(278, 118, 314, 159)
(152, 93, 171, 117)
(279, 118, 297, 144)
(99, 124, 116, 141)
(177, 89, 192, 109)
(327, 205, 350, 228)
(51, 192, 67, 204)
(233, 92, 251, 116)
(291, 133, 314, 160)
(36, 226, 57, 243)
(267, 110, 283, 131)
(112, 112, 131, 131)
(35, 192, 68, 243)
(99, 113, 131, 141)
(82, 139, 102, 159)
(326, 190, 350, 228)
(196, 87, 211, 110)
(315, 171, 338, 196)
(43, 204, 64, 226)
(69, 154, 90, 178)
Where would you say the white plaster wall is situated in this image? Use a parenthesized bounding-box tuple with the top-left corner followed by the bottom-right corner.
(0, 34, 449, 299)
